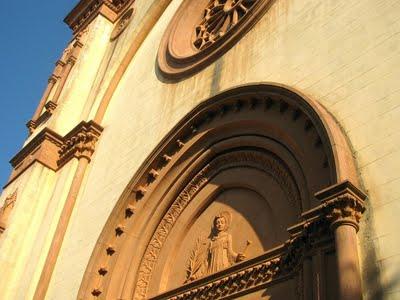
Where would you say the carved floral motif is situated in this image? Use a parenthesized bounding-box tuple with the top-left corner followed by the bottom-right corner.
(194, 0, 258, 50)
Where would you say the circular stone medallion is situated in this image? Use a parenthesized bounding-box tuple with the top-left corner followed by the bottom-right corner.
(157, 0, 272, 79)
(110, 7, 135, 41)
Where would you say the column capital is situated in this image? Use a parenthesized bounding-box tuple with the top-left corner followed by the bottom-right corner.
(315, 181, 367, 231)
(58, 121, 103, 166)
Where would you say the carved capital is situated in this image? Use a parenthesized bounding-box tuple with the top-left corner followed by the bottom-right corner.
(315, 181, 367, 231)
(7, 120, 103, 187)
(58, 121, 103, 166)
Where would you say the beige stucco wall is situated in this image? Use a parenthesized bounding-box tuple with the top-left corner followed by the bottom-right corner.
(1, 0, 399, 299)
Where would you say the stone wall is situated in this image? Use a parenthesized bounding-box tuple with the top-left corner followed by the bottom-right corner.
(0, 0, 399, 299)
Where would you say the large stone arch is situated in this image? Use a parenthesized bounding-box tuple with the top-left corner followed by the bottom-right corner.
(79, 84, 366, 300)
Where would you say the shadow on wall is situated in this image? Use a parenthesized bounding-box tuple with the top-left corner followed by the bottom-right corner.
(360, 202, 389, 300)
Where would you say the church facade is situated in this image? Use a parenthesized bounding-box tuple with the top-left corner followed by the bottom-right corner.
(0, 0, 399, 299)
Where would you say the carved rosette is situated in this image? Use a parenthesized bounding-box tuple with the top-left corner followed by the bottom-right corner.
(58, 121, 103, 166)
(157, 0, 272, 78)
(194, 0, 258, 50)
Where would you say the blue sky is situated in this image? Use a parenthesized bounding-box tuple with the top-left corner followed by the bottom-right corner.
(0, 1, 78, 187)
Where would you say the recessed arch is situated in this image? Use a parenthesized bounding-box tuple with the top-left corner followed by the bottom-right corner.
(78, 83, 362, 299)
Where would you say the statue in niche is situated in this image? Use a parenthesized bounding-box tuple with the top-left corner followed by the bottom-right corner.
(186, 211, 251, 282)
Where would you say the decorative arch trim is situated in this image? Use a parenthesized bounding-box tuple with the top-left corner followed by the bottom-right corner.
(78, 84, 365, 300)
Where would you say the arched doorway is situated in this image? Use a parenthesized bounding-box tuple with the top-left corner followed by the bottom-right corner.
(79, 84, 366, 300)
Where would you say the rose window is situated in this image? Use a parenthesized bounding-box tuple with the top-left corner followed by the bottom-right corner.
(194, 0, 258, 50)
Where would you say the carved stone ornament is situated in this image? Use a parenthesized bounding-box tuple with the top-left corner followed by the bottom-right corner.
(0, 190, 18, 234)
(186, 211, 248, 282)
(151, 206, 335, 300)
(315, 180, 367, 231)
(58, 121, 103, 166)
(7, 121, 103, 187)
(134, 150, 300, 299)
(77, 85, 365, 300)
(110, 7, 134, 41)
(194, 0, 258, 50)
(157, 0, 272, 79)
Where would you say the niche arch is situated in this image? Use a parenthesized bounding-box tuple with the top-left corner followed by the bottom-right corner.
(79, 84, 365, 300)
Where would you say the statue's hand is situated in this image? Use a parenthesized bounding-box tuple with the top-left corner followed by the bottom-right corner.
(236, 253, 246, 262)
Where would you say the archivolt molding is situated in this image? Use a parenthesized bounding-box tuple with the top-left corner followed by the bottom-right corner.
(134, 150, 300, 299)
(79, 84, 363, 299)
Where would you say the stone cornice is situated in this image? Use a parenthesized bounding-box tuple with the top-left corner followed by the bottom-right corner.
(6, 121, 103, 188)
(8, 128, 64, 186)
(64, 0, 134, 34)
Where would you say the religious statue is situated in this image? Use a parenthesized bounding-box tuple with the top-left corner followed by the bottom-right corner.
(186, 211, 250, 282)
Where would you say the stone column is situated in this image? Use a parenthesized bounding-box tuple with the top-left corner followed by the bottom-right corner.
(315, 181, 366, 300)
(33, 121, 103, 300)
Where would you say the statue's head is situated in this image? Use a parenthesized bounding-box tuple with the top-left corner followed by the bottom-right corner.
(213, 211, 231, 233)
